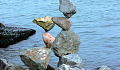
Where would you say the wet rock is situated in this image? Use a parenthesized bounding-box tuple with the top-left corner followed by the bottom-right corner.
(33, 16, 55, 32)
(0, 27, 36, 48)
(59, 0, 76, 18)
(56, 64, 85, 70)
(52, 17, 71, 30)
(43, 32, 55, 48)
(52, 30, 80, 57)
(0, 58, 25, 70)
(58, 54, 85, 70)
(0, 23, 5, 27)
(20, 47, 51, 70)
(99, 65, 111, 70)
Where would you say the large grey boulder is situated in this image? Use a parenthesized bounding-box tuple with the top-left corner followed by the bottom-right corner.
(99, 65, 111, 70)
(52, 17, 71, 30)
(0, 58, 25, 70)
(20, 47, 51, 70)
(59, 0, 76, 18)
(0, 27, 36, 48)
(58, 54, 85, 70)
(52, 30, 80, 57)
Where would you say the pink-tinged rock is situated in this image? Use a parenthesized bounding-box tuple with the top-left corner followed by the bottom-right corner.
(52, 17, 71, 31)
(43, 32, 55, 48)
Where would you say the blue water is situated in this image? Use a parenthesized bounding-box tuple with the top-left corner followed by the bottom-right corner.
(0, 0, 120, 70)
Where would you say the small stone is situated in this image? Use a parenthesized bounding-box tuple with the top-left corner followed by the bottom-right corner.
(59, 0, 76, 18)
(99, 65, 111, 70)
(33, 16, 55, 32)
(52, 17, 71, 30)
(43, 32, 55, 48)
(20, 47, 51, 70)
(52, 30, 80, 57)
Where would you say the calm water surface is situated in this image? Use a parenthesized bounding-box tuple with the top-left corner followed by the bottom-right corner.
(0, 0, 120, 70)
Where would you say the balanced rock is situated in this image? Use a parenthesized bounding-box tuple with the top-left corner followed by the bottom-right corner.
(59, 0, 76, 18)
(20, 47, 51, 70)
(58, 54, 85, 70)
(99, 65, 111, 70)
(43, 32, 55, 48)
(33, 16, 55, 32)
(52, 30, 80, 57)
(52, 17, 71, 30)
(0, 27, 36, 48)
(0, 58, 25, 70)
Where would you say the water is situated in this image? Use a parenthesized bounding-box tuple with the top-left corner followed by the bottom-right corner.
(0, 0, 120, 70)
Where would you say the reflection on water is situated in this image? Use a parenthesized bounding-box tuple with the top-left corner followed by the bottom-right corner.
(0, 0, 120, 70)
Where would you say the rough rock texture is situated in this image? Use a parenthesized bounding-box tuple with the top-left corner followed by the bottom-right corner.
(99, 65, 111, 70)
(58, 54, 85, 70)
(43, 32, 55, 48)
(52, 17, 71, 30)
(33, 16, 55, 32)
(0, 23, 5, 27)
(20, 47, 51, 70)
(52, 30, 80, 57)
(56, 64, 85, 70)
(59, 0, 76, 18)
(0, 27, 36, 48)
(0, 58, 25, 70)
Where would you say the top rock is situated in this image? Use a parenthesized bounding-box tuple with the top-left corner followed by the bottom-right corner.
(59, 0, 76, 18)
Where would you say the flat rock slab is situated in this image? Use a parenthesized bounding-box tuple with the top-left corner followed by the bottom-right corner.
(52, 30, 80, 57)
(59, 0, 76, 18)
(0, 27, 36, 48)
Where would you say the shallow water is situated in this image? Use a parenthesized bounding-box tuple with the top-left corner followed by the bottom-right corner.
(0, 0, 120, 70)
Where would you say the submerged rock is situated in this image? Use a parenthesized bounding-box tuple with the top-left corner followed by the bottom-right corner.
(99, 65, 111, 70)
(20, 47, 51, 70)
(58, 54, 85, 70)
(52, 30, 80, 57)
(52, 17, 71, 30)
(59, 0, 76, 18)
(43, 32, 55, 48)
(33, 16, 55, 32)
(0, 58, 25, 70)
(0, 27, 36, 48)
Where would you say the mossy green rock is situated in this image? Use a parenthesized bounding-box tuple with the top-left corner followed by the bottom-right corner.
(0, 27, 36, 48)
(33, 16, 55, 32)
(0, 23, 5, 27)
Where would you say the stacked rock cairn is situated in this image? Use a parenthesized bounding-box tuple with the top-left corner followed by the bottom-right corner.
(20, 0, 85, 70)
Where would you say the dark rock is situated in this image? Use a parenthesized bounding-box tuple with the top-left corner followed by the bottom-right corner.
(99, 65, 111, 70)
(52, 17, 71, 30)
(59, 0, 76, 18)
(58, 54, 85, 70)
(20, 47, 51, 70)
(0, 27, 36, 48)
(52, 30, 80, 57)
(0, 58, 26, 70)
(0, 23, 5, 27)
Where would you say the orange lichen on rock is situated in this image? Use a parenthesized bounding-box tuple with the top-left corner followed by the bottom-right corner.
(43, 32, 55, 48)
